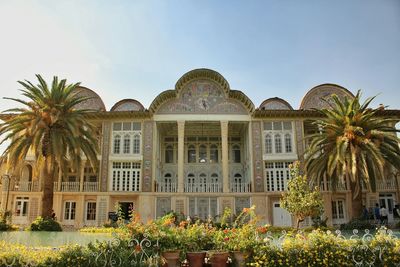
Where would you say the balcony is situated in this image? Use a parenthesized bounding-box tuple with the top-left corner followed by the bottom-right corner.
(1, 181, 41, 192)
(230, 182, 251, 193)
(184, 183, 222, 193)
(376, 179, 397, 191)
(319, 181, 348, 191)
(155, 182, 177, 193)
(53, 181, 100, 192)
(83, 182, 100, 192)
(14, 181, 40, 192)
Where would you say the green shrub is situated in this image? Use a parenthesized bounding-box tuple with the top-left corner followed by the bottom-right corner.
(28, 216, 62, 231)
(340, 218, 375, 230)
(0, 221, 18, 231)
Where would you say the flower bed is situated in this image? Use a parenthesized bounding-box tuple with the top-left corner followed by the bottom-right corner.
(1, 209, 400, 267)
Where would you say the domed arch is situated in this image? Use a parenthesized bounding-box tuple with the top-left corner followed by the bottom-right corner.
(110, 99, 145, 111)
(175, 68, 231, 96)
(149, 68, 254, 114)
(259, 97, 293, 110)
(73, 86, 106, 111)
(300, 83, 354, 110)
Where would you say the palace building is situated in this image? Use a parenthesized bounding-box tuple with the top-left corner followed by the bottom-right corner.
(1, 68, 400, 228)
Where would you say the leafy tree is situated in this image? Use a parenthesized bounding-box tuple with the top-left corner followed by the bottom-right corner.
(0, 75, 99, 218)
(305, 91, 400, 218)
(281, 161, 324, 230)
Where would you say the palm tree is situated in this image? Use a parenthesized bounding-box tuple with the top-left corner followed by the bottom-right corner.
(0, 75, 99, 218)
(305, 91, 400, 218)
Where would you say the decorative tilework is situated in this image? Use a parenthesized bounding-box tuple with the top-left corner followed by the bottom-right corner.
(300, 85, 354, 110)
(157, 80, 247, 114)
(100, 122, 111, 192)
(295, 121, 304, 162)
(252, 121, 264, 192)
(142, 121, 153, 192)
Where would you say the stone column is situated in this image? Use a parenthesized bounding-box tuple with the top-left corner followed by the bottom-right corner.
(79, 162, 85, 192)
(177, 121, 185, 193)
(221, 121, 229, 193)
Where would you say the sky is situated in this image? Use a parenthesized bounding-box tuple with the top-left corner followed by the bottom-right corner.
(0, 0, 398, 218)
(0, 0, 399, 111)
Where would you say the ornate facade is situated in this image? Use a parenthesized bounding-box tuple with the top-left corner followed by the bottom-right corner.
(1, 68, 400, 228)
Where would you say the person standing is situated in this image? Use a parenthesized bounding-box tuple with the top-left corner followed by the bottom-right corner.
(374, 203, 380, 224)
(380, 206, 388, 225)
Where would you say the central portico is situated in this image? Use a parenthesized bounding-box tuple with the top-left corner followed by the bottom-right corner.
(150, 69, 255, 219)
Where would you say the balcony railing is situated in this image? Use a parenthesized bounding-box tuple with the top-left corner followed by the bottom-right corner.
(83, 182, 99, 192)
(376, 179, 397, 191)
(230, 182, 251, 193)
(319, 181, 347, 191)
(14, 181, 40, 192)
(61, 182, 80, 192)
(156, 182, 177, 193)
(54, 181, 99, 192)
(184, 183, 222, 193)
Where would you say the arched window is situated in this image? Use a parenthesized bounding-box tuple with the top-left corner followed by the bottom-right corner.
(199, 173, 207, 192)
(211, 173, 219, 183)
(285, 134, 292, 153)
(113, 135, 121, 154)
(199, 144, 207, 163)
(164, 173, 172, 184)
(265, 134, 272, 154)
(165, 145, 174, 163)
(233, 145, 241, 163)
(274, 134, 282, 153)
(133, 134, 141, 154)
(210, 144, 219, 163)
(187, 173, 195, 192)
(187, 173, 195, 184)
(188, 145, 196, 163)
(234, 173, 243, 184)
(123, 134, 130, 154)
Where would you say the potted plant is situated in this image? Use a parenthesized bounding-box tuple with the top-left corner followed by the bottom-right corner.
(225, 206, 258, 267)
(181, 220, 212, 267)
(157, 214, 183, 267)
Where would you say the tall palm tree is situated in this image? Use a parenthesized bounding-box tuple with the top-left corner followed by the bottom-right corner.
(305, 91, 400, 218)
(0, 75, 99, 218)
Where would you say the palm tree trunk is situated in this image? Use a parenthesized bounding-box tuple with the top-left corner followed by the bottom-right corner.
(350, 182, 363, 219)
(41, 156, 55, 218)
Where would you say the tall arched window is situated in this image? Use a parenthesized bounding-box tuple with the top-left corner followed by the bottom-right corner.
(123, 134, 130, 154)
(188, 145, 196, 163)
(133, 134, 141, 154)
(113, 135, 121, 154)
(274, 134, 282, 153)
(165, 145, 174, 163)
(164, 173, 173, 192)
(210, 144, 219, 163)
(187, 173, 195, 192)
(233, 145, 241, 163)
(164, 173, 172, 184)
(199, 144, 207, 163)
(234, 173, 243, 184)
(284, 134, 292, 153)
(199, 173, 207, 192)
(211, 173, 219, 183)
(265, 134, 272, 154)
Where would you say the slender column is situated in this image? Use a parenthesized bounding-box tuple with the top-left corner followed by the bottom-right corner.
(79, 162, 85, 192)
(221, 121, 229, 193)
(177, 121, 185, 193)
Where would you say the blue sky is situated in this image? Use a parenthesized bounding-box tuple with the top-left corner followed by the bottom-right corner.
(0, 0, 399, 111)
